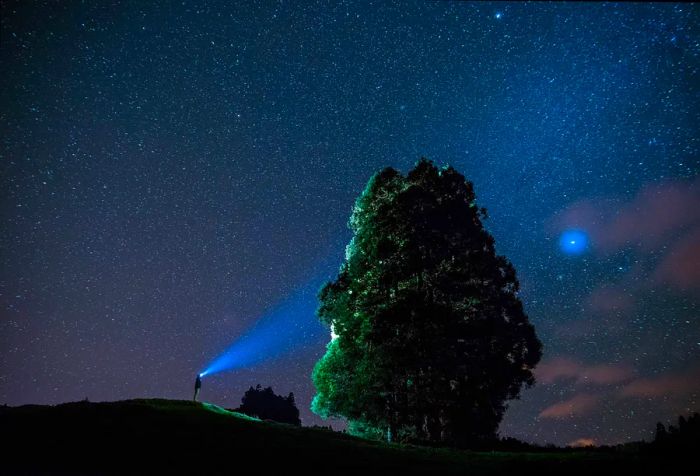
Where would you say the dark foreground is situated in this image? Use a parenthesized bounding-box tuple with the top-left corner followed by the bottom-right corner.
(0, 399, 684, 474)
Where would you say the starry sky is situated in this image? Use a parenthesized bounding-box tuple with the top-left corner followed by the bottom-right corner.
(1, 1, 698, 447)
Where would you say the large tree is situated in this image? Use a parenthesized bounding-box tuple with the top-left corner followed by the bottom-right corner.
(311, 159, 542, 446)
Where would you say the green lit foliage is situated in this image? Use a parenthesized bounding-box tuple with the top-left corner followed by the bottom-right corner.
(311, 159, 542, 447)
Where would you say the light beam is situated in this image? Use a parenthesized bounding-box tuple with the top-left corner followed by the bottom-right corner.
(199, 280, 326, 378)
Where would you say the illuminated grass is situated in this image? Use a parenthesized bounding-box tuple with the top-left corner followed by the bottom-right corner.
(201, 402, 259, 421)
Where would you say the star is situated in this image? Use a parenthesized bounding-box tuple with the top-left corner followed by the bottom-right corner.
(559, 230, 589, 255)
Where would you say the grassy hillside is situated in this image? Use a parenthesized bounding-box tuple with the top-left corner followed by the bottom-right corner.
(0, 398, 668, 474)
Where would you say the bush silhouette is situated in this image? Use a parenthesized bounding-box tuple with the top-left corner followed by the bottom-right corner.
(235, 385, 301, 426)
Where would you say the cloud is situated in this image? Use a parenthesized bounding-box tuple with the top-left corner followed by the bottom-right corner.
(536, 357, 582, 384)
(539, 394, 601, 419)
(553, 178, 700, 254)
(555, 271, 642, 339)
(652, 227, 700, 291)
(538, 367, 700, 421)
(580, 364, 635, 385)
(598, 180, 700, 252)
(586, 285, 635, 315)
(568, 438, 596, 448)
(619, 368, 700, 399)
(536, 357, 634, 386)
(553, 179, 700, 299)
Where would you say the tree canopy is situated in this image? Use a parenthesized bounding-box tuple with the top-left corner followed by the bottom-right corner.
(311, 159, 542, 446)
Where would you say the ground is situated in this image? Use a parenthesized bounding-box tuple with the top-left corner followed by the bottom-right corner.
(0, 399, 678, 474)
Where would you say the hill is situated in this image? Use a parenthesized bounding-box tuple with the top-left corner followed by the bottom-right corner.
(0, 398, 674, 474)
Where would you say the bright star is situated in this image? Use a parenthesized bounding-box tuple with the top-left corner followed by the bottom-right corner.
(559, 230, 588, 255)
(495, 12, 503, 19)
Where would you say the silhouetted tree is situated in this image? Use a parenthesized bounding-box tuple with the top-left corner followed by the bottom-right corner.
(236, 385, 301, 426)
(652, 413, 700, 454)
(311, 159, 542, 447)
(655, 422, 667, 443)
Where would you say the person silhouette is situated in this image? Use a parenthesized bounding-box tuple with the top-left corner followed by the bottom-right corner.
(194, 374, 202, 402)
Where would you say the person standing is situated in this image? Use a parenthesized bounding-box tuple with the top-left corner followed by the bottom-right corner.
(194, 374, 202, 402)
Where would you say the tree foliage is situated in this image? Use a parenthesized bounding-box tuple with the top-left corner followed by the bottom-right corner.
(311, 159, 542, 446)
(236, 385, 301, 426)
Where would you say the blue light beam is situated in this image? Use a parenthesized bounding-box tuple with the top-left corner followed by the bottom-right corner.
(200, 281, 326, 378)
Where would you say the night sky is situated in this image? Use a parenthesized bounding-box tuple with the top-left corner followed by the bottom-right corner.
(2, 1, 699, 447)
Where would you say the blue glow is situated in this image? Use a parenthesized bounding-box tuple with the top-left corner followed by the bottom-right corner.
(495, 12, 503, 19)
(200, 280, 326, 378)
(559, 229, 588, 255)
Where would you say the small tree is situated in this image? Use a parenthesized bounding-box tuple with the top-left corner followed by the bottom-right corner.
(236, 385, 301, 426)
(311, 159, 542, 446)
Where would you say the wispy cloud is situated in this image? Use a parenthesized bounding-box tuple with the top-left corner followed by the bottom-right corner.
(539, 394, 601, 419)
(619, 368, 700, 399)
(586, 285, 635, 315)
(536, 357, 634, 386)
(652, 227, 700, 291)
